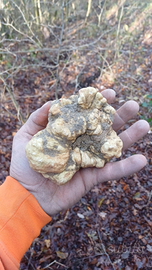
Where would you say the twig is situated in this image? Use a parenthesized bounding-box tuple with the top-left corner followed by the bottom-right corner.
(74, 65, 86, 93)
(0, 63, 58, 76)
(43, 260, 68, 269)
(24, 254, 36, 270)
(0, 76, 25, 124)
(55, 0, 65, 99)
(0, 27, 115, 58)
(2, 22, 37, 46)
(10, 0, 42, 47)
(97, 229, 116, 270)
(0, 37, 36, 44)
(1, 105, 18, 119)
(115, 1, 124, 59)
(96, 0, 107, 26)
(85, 0, 92, 23)
(97, 49, 113, 80)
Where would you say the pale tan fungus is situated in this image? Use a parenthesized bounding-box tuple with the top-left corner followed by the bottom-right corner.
(25, 87, 123, 185)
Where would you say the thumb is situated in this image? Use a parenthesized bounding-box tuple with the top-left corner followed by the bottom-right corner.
(20, 101, 52, 137)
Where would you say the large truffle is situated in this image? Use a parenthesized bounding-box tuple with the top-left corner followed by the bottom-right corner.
(25, 87, 123, 184)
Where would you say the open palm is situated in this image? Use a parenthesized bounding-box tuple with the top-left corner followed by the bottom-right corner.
(10, 89, 150, 216)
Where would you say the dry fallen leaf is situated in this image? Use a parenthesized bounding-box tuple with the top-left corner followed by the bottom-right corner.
(77, 213, 85, 219)
(98, 198, 105, 208)
(56, 250, 68, 259)
(98, 212, 107, 219)
(147, 244, 152, 253)
(44, 239, 51, 248)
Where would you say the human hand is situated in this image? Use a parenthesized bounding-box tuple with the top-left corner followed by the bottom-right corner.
(10, 89, 150, 216)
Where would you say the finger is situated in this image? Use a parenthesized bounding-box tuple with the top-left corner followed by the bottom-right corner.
(101, 89, 116, 104)
(21, 101, 52, 136)
(119, 119, 150, 150)
(113, 100, 139, 131)
(66, 153, 147, 209)
(77, 154, 147, 194)
(96, 154, 147, 183)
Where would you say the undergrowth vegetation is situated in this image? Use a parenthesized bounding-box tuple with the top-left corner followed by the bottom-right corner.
(0, 1, 152, 269)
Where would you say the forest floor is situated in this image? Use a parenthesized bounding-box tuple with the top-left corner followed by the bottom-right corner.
(0, 18, 152, 270)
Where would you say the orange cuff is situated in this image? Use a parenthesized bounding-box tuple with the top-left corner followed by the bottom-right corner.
(0, 176, 51, 268)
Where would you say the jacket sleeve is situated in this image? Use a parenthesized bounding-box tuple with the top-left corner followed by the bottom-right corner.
(0, 176, 51, 270)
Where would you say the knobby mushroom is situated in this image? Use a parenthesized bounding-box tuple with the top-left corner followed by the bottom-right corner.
(25, 87, 123, 184)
